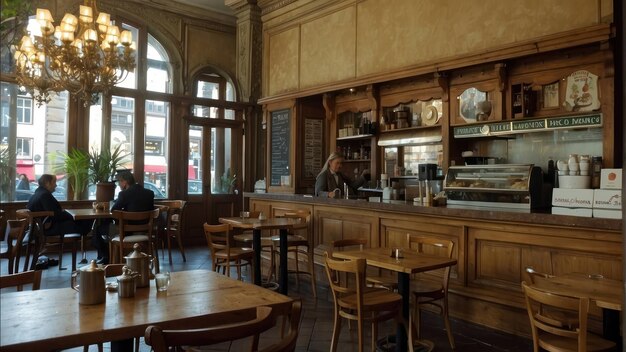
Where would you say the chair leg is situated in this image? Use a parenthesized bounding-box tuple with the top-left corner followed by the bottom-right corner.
(176, 233, 186, 262)
(443, 298, 455, 349)
(357, 316, 364, 352)
(72, 239, 78, 271)
(371, 321, 378, 352)
(167, 233, 173, 265)
(58, 235, 65, 271)
(308, 250, 317, 298)
(330, 307, 342, 352)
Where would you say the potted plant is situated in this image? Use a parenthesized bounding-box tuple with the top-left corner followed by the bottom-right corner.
(220, 169, 237, 194)
(89, 144, 127, 201)
(55, 148, 90, 200)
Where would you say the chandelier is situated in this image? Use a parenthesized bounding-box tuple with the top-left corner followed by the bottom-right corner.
(12, 0, 136, 106)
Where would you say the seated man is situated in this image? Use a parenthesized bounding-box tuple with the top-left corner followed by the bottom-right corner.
(94, 171, 155, 264)
(27, 174, 91, 266)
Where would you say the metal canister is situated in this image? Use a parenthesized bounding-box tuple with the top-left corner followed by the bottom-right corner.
(124, 243, 154, 288)
(71, 260, 106, 305)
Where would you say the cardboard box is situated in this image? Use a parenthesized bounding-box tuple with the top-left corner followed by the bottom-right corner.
(593, 208, 622, 219)
(593, 189, 622, 209)
(600, 169, 622, 190)
(552, 207, 592, 217)
(551, 188, 594, 208)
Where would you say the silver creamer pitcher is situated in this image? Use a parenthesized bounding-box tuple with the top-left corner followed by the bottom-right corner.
(124, 243, 154, 288)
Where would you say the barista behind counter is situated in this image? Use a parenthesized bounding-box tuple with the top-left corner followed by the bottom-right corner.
(315, 152, 370, 198)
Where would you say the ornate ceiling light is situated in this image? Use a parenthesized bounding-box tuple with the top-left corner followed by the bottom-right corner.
(12, 0, 135, 106)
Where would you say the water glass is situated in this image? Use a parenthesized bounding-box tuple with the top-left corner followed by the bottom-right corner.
(155, 272, 170, 291)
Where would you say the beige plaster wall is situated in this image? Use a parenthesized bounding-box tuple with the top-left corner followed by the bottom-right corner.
(187, 26, 237, 78)
(263, 0, 613, 97)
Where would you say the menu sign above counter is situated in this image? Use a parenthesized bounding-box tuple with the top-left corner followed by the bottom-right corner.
(453, 113, 602, 138)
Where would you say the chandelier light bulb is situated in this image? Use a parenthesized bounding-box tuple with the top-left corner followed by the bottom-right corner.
(15, 0, 136, 106)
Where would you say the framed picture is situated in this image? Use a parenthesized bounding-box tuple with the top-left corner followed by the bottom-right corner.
(542, 81, 559, 108)
(459, 87, 489, 123)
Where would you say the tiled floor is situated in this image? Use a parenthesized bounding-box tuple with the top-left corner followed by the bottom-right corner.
(2, 246, 533, 351)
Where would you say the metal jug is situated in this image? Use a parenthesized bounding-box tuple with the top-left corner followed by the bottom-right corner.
(124, 243, 154, 288)
(71, 260, 106, 305)
(117, 266, 139, 298)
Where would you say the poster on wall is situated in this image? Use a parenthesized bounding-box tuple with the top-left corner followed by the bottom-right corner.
(563, 70, 600, 112)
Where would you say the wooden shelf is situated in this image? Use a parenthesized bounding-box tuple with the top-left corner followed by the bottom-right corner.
(336, 134, 374, 141)
(379, 125, 440, 134)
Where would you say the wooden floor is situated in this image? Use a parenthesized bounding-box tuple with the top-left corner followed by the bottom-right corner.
(1, 245, 533, 352)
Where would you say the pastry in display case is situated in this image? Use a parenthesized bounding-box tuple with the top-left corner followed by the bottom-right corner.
(444, 164, 549, 210)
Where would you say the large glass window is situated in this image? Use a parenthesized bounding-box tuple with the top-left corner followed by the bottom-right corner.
(111, 95, 135, 169)
(17, 96, 32, 124)
(144, 100, 169, 198)
(147, 34, 172, 94)
(188, 126, 203, 195)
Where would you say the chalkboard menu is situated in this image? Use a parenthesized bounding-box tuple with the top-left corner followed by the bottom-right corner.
(270, 109, 291, 186)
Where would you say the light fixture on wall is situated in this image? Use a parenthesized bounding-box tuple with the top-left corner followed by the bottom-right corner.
(13, 0, 136, 106)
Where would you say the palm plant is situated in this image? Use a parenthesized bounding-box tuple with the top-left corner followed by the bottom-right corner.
(88, 144, 127, 184)
(0, 148, 15, 201)
(56, 148, 90, 200)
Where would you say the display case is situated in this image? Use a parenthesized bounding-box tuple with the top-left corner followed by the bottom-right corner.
(444, 164, 548, 210)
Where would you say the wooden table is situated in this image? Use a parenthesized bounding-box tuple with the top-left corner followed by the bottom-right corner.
(533, 272, 622, 342)
(333, 247, 457, 352)
(0, 269, 292, 352)
(67, 208, 114, 264)
(219, 217, 300, 295)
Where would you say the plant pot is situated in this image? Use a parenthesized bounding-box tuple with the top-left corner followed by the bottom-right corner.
(95, 182, 116, 201)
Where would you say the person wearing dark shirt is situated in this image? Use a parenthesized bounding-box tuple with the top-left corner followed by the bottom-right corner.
(94, 171, 155, 264)
(315, 152, 370, 198)
(16, 173, 31, 201)
(27, 174, 91, 266)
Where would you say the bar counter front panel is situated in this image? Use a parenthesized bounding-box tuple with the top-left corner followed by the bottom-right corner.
(246, 192, 622, 337)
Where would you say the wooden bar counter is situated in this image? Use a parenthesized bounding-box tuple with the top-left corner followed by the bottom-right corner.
(245, 192, 622, 337)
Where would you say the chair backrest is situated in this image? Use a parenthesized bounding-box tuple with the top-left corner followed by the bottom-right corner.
(525, 267, 554, 284)
(260, 300, 303, 352)
(407, 235, 454, 287)
(331, 238, 367, 254)
(162, 200, 186, 232)
(15, 209, 54, 243)
(324, 253, 366, 310)
(144, 306, 275, 352)
(103, 264, 126, 278)
(113, 209, 159, 239)
(203, 223, 231, 255)
(4, 218, 28, 249)
(0, 270, 42, 291)
(522, 281, 589, 352)
(277, 212, 309, 237)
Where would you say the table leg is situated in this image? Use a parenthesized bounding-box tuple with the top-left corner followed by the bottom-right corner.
(278, 228, 288, 295)
(111, 339, 133, 352)
(397, 272, 410, 352)
(252, 228, 262, 286)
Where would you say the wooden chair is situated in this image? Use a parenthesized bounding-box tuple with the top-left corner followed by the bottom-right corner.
(145, 306, 275, 352)
(203, 223, 255, 281)
(109, 209, 159, 264)
(261, 300, 302, 352)
(407, 235, 455, 349)
(232, 212, 276, 282)
(521, 281, 615, 352)
(0, 219, 28, 274)
(272, 212, 317, 298)
(0, 270, 42, 291)
(330, 238, 368, 255)
(155, 200, 187, 264)
(524, 267, 579, 330)
(15, 209, 80, 271)
(324, 253, 412, 352)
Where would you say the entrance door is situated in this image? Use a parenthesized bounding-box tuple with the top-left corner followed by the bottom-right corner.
(187, 121, 243, 225)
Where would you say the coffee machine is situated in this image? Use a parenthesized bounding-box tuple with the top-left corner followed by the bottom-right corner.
(418, 163, 438, 180)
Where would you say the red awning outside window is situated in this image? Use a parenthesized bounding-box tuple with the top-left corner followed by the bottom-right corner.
(16, 160, 35, 181)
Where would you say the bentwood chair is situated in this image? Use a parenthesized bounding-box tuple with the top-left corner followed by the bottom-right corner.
(0, 219, 28, 274)
(272, 211, 317, 297)
(15, 209, 80, 271)
(522, 281, 615, 352)
(145, 301, 302, 352)
(407, 235, 455, 349)
(155, 200, 187, 264)
(203, 223, 255, 281)
(524, 267, 579, 330)
(0, 270, 42, 291)
(324, 253, 413, 352)
(109, 209, 159, 264)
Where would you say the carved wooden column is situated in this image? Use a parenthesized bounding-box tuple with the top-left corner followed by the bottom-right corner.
(226, 0, 263, 191)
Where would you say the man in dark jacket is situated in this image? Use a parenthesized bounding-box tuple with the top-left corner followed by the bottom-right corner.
(27, 174, 91, 266)
(94, 171, 154, 264)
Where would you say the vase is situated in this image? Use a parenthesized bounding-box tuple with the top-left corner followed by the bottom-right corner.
(95, 182, 116, 202)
